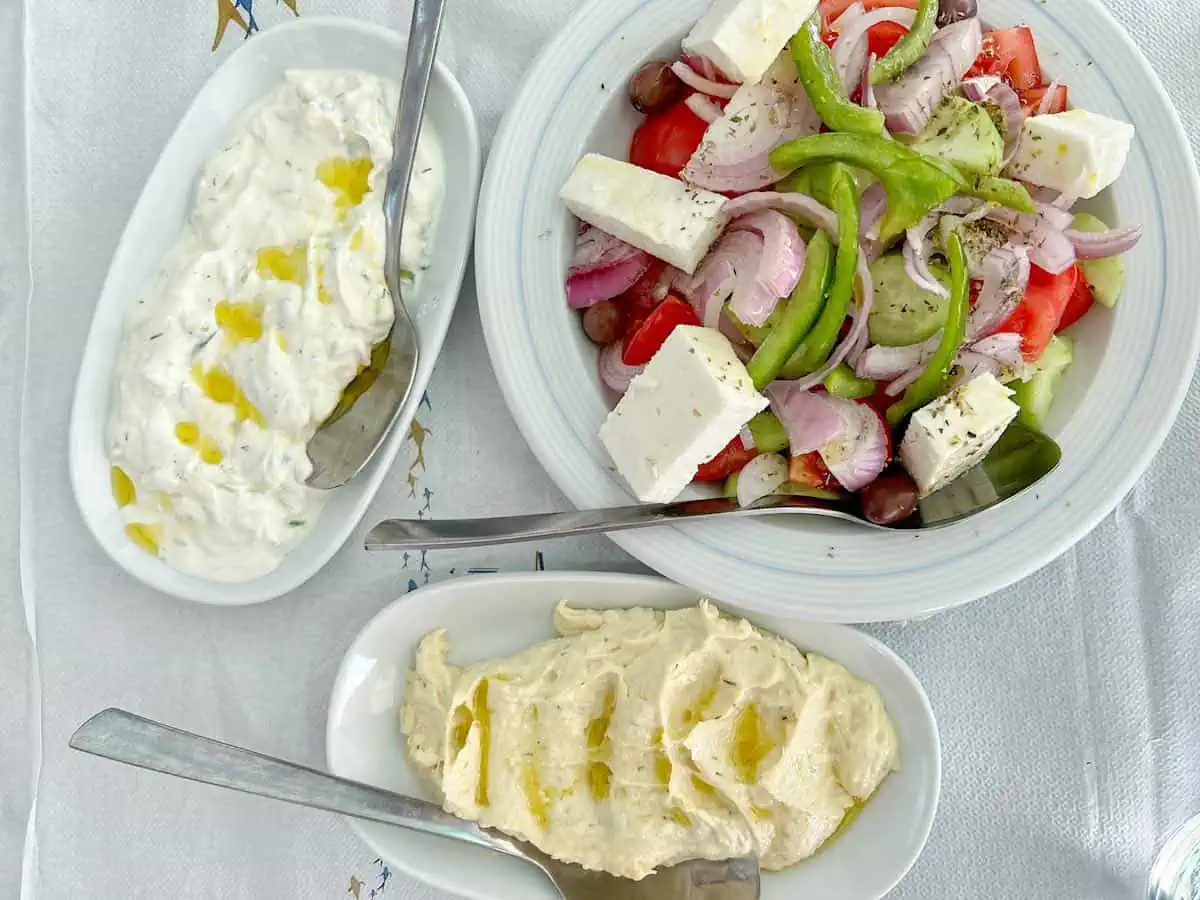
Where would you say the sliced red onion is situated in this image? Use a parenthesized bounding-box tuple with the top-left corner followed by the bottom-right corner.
(726, 210, 806, 326)
(566, 226, 652, 309)
(953, 349, 1001, 382)
(855, 338, 935, 380)
(1036, 80, 1061, 116)
(875, 17, 981, 134)
(683, 75, 820, 193)
(739, 423, 756, 451)
(686, 54, 718, 81)
(984, 208, 1076, 275)
(860, 182, 888, 257)
(885, 363, 925, 396)
(967, 243, 1031, 339)
(1034, 202, 1075, 233)
(722, 191, 841, 238)
(817, 398, 889, 491)
(670, 60, 739, 99)
(903, 219, 951, 297)
(777, 246, 876, 393)
(962, 76, 1023, 166)
(766, 383, 846, 453)
(736, 453, 790, 507)
(599, 342, 644, 394)
(970, 331, 1023, 367)
(679, 255, 738, 329)
(1065, 224, 1143, 259)
(833, 6, 916, 95)
(863, 54, 879, 110)
(685, 93, 723, 123)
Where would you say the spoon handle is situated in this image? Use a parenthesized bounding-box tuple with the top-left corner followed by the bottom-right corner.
(69, 709, 501, 855)
(384, 0, 446, 299)
(364, 495, 846, 550)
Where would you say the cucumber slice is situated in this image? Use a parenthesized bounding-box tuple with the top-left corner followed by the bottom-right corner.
(909, 97, 1005, 177)
(868, 253, 951, 347)
(1071, 212, 1125, 308)
(722, 472, 740, 499)
(1011, 334, 1073, 430)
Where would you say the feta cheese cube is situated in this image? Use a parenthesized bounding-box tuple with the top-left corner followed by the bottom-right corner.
(560, 154, 727, 274)
(1004, 109, 1134, 199)
(600, 326, 768, 502)
(683, 0, 820, 85)
(899, 373, 1019, 498)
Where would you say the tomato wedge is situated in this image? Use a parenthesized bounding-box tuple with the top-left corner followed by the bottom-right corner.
(867, 21, 909, 58)
(998, 264, 1080, 360)
(1056, 267, 1094, 332)
(967, 27, 1042, 90)
(629, 100, 709, 178)
(789, 452, 841, 491)
(694, 437, 758, 482)
(1019, 84, 1069, 116)
(622, 294, 701, 366)
(619, 259, 671, 320)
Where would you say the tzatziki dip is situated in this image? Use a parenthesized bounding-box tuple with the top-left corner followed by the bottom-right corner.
(107, 70, 443, 581)
(402, 602, 898, 880)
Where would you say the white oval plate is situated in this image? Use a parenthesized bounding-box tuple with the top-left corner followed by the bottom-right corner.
(326, 572, 940, 900)
(474, 0, 1200, 622)
(68, 18, 480, 605)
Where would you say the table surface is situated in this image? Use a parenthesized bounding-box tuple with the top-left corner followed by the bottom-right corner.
(4, 1, 1200, 898)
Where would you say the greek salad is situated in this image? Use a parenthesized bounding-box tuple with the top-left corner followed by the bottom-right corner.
(560, 0, 1140, 524)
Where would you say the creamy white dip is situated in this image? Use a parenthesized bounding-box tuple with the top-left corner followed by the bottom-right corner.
(401, 602, 898, 880)
(107, 70, 443, 580)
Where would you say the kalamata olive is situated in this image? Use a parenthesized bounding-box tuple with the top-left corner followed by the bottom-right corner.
(628, 60, 686, 115)
(582, 299, 627, 345)
(936, 0, 978, 27)
(859, 470, 920, 525)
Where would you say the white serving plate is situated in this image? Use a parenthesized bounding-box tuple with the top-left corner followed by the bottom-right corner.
(474, 0, 1200, 622)
(68, 18, 480, 605)
(326, 572, 941, 900)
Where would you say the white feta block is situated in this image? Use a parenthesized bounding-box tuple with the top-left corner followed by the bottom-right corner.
(600, 326, 768, 503)
(560, 154, 727, 274)
(1004, 109, 1134, 200)
(682, 0, 820, 85)
(899, 373, 1019, 498)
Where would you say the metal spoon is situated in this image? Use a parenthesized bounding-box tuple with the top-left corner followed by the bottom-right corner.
(305, 0, 446, 490)
(70, 709, 760, 900)
(365, 422, 1060, 551)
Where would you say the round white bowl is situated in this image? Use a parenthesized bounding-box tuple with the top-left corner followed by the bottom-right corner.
(68, 18, 480, 605)
(473, 0, 1200, 622)
(326, 572, 941, 900)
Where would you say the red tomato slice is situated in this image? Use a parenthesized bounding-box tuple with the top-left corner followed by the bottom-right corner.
(694, 437, 758, 482)
(998, 264, 1080, 360)
(967, 27, 1042, 90)
(622, 295, 701, 366)
(789, 452, 841, 491)
(629, 100, 709, 178)
(1019, 84, 1069, 116)
(1056, 266, 1094, 332)
(867, 21, 909, 59)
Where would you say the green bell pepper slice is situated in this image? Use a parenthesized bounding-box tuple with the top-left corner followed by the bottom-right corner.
(871, 0, 938, 84)
(791, 14, 886, 136)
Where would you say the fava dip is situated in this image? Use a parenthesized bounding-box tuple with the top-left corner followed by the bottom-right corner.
(106, 70, 443, 580)
(401, 602, 898, 879)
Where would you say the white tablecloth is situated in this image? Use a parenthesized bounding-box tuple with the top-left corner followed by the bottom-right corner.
(5, 1, 1200, 897)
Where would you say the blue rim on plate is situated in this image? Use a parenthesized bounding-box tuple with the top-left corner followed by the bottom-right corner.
(474, 0, 1200, 622)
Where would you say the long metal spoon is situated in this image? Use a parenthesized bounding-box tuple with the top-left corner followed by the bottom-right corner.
(365, 422, 1060, 551)
(70, 709, 760, 900)
(305, 0, 446, 490)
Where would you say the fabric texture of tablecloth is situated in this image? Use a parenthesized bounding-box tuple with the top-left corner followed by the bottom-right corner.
(4, 0, 1200, 898)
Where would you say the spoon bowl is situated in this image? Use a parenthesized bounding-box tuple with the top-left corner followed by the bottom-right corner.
(305, 0, 446, 490)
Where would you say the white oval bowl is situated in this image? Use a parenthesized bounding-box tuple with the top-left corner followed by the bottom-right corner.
(473, 0, 1200, 622)
(326, 572, 941, 900)
(68, 18, 480, 605)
